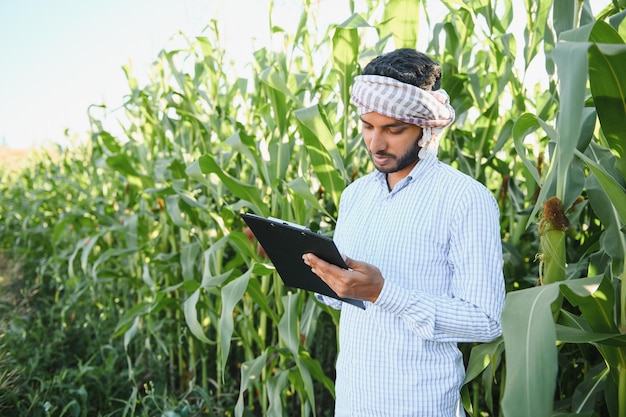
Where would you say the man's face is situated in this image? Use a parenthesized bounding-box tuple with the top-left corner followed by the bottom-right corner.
(360, 112, 423, 176)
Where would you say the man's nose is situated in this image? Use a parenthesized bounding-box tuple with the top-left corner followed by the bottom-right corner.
(369, 130, 386, 152)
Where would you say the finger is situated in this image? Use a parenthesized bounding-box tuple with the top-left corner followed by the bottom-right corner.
(344, 256, 360, 270)
(302, 253, 319, 266)
(303, 254, 334, 279)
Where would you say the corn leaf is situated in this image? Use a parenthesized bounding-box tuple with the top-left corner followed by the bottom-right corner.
(502, 276, 606, 417)
(266, 369, 291, 417)
(298, 349, 335, 396)
(501, 283, 561, 417)
(576, 148, 626, 227)
(332, 19, 359, 78)
(278, 293, 300, 356)
(295, 105, 347, 209)
(259, 66, 298, 103)
(106, 154, 152, 189)
(560, 275, 615, 332)
(560, 276, 626, 380)
(259, 66, 291, 136)
(200, 237, 231, 288)
(588, 38, 626, 177)
(381, 0, 421, 48)
(552, 42, 589, 201)
(183, 289, 214, 345)
(246, 275, 280, 323)
(165, 195, 190, 229)
(463, 337, 504, 384)
(219, 268, 252, 374)
(332, 18, 360, 141)
(512, 113, 553, 185)
(555, 323, 626, 346)
(523, 0, 551, 68)
(294, 356, 317, 414)
(287, 177, 334, 220)
(180, 242, 200, 281)
(235, 350, 269, 417)
(186, 155, 268, 217)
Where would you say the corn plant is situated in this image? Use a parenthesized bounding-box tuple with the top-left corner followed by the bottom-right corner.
(486, 4, 626, 417)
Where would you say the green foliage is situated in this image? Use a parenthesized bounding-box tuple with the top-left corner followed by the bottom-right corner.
(1, 0, 626, 416)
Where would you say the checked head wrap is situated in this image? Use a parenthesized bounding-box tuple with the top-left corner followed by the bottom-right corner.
(351, 74, 455, 159)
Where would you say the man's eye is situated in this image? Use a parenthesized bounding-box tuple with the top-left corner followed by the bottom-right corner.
(389, 129, 405, 135)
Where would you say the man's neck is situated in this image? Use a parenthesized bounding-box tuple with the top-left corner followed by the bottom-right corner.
(385, 160, 419, 191)
(386, 172, 406, 191)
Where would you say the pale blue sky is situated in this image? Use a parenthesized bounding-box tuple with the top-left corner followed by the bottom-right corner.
(4, 1, 520, 152)
(0, 0, 348, 150)
(0, 0, 211, 149)
(0, 1, 552, 153)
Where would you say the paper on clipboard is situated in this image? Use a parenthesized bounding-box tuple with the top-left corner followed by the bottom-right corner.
(241, 212, 365, 309)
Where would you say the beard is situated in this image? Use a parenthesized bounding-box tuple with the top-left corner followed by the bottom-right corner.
(369, 134, 422, 174)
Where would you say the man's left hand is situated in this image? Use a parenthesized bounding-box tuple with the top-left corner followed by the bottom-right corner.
(302, 253, 384, 302)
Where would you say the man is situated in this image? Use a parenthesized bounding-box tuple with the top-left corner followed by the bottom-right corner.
(302, 48, 505, 416)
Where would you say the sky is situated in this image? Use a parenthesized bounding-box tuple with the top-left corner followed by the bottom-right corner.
(0, 0, 359, 150)
(0, 1, 540, 152)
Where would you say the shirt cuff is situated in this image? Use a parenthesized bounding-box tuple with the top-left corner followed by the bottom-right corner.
(315, 293, 343, 310)
(373, 279, 437, 340)
(373, 279, 410, 314)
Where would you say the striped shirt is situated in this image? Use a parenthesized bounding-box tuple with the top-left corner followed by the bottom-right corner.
(318, 153, 505, 417)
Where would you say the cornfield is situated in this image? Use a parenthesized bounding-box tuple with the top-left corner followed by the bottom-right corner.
(1, 0, 625, 416)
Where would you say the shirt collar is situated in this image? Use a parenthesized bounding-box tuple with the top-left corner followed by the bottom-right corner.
(374, 153, 438, 192)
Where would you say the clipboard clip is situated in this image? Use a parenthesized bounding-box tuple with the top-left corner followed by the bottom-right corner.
(268, 217, 311, 231)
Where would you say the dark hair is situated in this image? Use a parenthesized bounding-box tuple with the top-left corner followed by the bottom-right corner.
(361, 48, 442, 91)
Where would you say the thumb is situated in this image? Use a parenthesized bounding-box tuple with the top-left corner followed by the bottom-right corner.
(343, 255, 357, 269)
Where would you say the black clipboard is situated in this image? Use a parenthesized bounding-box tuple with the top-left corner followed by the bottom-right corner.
(241, 213, 365, 309)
